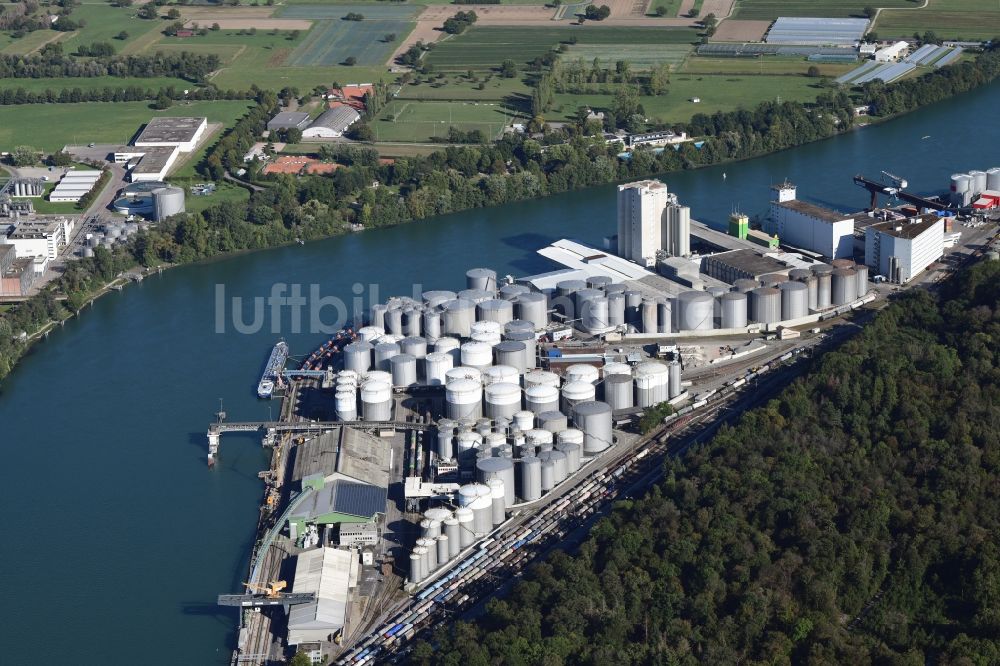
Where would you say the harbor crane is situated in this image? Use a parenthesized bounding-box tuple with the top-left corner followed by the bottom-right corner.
(217, 580, 317, 609)
(853, 172, 952, 212)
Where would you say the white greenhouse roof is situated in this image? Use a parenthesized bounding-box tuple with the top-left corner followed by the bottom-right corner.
(766, 17, 869, 46)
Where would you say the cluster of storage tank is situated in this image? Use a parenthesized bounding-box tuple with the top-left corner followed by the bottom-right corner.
(632, 263, 869, 334)
(83, 222, 140, 256)
(950, 168, 1000, 207)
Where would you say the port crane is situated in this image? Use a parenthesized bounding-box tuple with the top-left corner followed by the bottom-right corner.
(853, 172, 952, 211)
(217, 580, 317, 608)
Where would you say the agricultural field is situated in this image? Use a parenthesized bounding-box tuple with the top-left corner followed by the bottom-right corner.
(0, 100, 253, 153)
(0, 29, 69, 56)
(874, 0, 1000, 40)
(281, 4, 420, 66)
(183, 182, 250, 213)
(425, 26, 699, 71)
(564, 44, 692, 70)
(650, 0, 684, 17)
(370, 99, 514, 142)
(549, 73, 825, 124)
(731, 0, 917, 20)
(680, 55, 855, 77)
(396, 76, 531, 102)
(0, 76, 193, 94)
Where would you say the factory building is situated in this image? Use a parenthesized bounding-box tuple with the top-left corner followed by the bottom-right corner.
(3, 217, 72, 260)
(267, 111, 312, 132)
(118, 117, 208, 182)
(701, 249, 790, 284)
(49, 170, 102, 203)
(766, 182, 854, 259)
(287, 428, 390, 540)
(287, 547, 359, 646)
(0, 244, 34, 297)
(864, 214, 943, 283)
(302, 106, 361, 139)
(616, 180, 691, 266)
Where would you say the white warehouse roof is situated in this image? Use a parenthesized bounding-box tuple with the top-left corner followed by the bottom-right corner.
(287, 547, 358, 645)
(766, 17, 869, 45)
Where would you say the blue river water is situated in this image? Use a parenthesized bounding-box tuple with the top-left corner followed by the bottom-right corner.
(1, 81, 998, 663)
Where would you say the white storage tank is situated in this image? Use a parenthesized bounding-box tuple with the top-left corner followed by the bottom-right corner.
(152, 186, 185, 222)
(519, 456, 541, 501)
(969, 170, 988, 195)
(641, 299, 658, 333)
(603, 373, 634, 410)
(831, 268, 856, 306)
(360, 381, 392, 421)
(561, 381, 596, 413)
(494, 340, 528, 374)
(602, 362, 631, 377)
(461, 342, 493, 370)
(525, 428, 554, 451)
(446, 379, 483, 419)
(676, 291, 714, 331)
(720, 292, 748, 329)
(335, 389, 357, 421)
(572, 401, 613, 454)
(540, 456, 556, 492)
(390, 353, 418, 387)
(442, 299, 476, 337)
(445, 366, 482, 386)
(477, 299, 514, 325)
(750, 287, 781, 324)
(466, 267, 497, 292)
(455, 430, 482, 466)
(513, 410, 534, 431)
(435, 336, 462, 365)
(986, 167, 1000, 192)
(424, 352, 454, 386)
(436, 535, 450, 564)
(486, 477, 506, 526)
(483, 365, 519, 386)
(541, 449, 568, 484)
(484, 382, 522, 419)
(408, 552, 423, 585)
(443, 517, 461, 557)
(525, 384, 559, 414)
(422, 311, 442, 341)
(582, 296, 611, 334)
(855, 264, 869, 299)
(536, 410, 568, 433)
(500, 284, 530, 300)
(607, 292, 626, 327)
(779, 281, 809, 321)
(384, 309, 403, 336)
(436, 421, 456, 459)
(634, 361, 669, 407)
(374, 342, 401, 371)
(455, 507, 475, 547)
(402, 308, 422, 337)
(668, 360, 682, 399)
(400, 336, 428, 360)
(523, 369, 560, 389)
(565, 364, 599, 385)
(514, 292, 547, 330)
(477, 457, 516, 507)
(812, 264, 833, 309)
(343, 341, 373, 373)
(422, 290, 456, 308)
(503, 331, 536, 369)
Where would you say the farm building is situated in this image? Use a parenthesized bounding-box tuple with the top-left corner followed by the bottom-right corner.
(765, 17, 869, 46)
(302, 106, 361, 138)
(267, 111, 312, 132)
(875, 41, 909, 62)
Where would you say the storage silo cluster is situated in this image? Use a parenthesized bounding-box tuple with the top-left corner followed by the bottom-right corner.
(950, 168, 1000, 207)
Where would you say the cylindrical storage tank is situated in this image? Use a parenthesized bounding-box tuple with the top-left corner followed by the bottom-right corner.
(720, 292, 748, 329)
(505, 319, 535, 335)
(486, 478, 506, 526)
(641, 299, 658, 333)
(602, 362, 631, 377)
(831, 268, 856, 306)
(444, 517, 460, 557)
(460, 342, 493, 370)
(514, 292, 547, 330)
(458, 482, 490, 507)
(760, 273, 788, 288)
(445, 366, 482, 386)
(466, 268, 497, 293)
(855, 264, 869, 299)
(657, 299, 672, 334)
(603, 374, 634, 410)
(635, 361, 669, 406)
(357, 325, 384, 343)
(335, 389, 357, 421)
(420, 518, 441, 540)
(519, 456, 541, 502)
(545, 450, 568, 484)
(470, 330, 501, 346)
(152, 186, 185, 221)
(572, 401, 613, 454)
(400, 336, 428, 360)
(500, 283, 530, 301)
(677, 291, 715, 331)
(555, 427, 584, 449)
(750, 287, 781, 324)
(437, 420, 456, 459)
(624, 291, 643, 325)
(446, 379, 482, 419)
(525, 385, 559, 415)
(422, 290, 456, 308)
(523, 369, 560, 389)
(586, 275, 613, 290)
(513, 410, 534, 431)
(789, 268, 812, 283)
(951, 173, 971, 194)
(455, 507, 474, 547)
(540, 457, 556, 492)
(477, 457, 516, 507)
(561, 381, 596, 413)
(779, 281, 809, 321)
(368, 304, 388, 330)
(422, 311, 442, 342)
(555, 433, 583, 469)
(360, 381, 392, 421)
(668, 360, 682, 399)
(556, 279, 586, 298)
(424, 352, 454, 386)
(831, 259, 854, 270)
(435, 336, 461, 365)
(364, 370, 392, 385)
(471, 320, 504, 338)
(390, 353, 418, 388)
(566, 364, 600, 385)
(733, 278, 759, 293)
(574, 287, 602, 315)
(969, 170, 987, 194)
(458, 289, 493, 304)
(483, 432, 506, 453)
(343, 341, 373, 373)
(986, 167, 1000, 191)
(374, 342, 400, 371)
(423, 538, 439, 572)
(483, 365, 519, 386)
(582, 295, 611, 333)
(455, 431, 482, 467)
(607, 292, 626, 327)
(484, 382, 522, 419)
(477, 299, 514, 325)
(436, 535, 450, 564)
(469, 495, 492, 536)
(525, 428, 554, 450)
(494, 340, 527, 374)
(536, 410, 568, 433)
(503, 331, 536, 369)
(408, 552, 423, 585)
(442, 299, 476, 337)
(402, 308, 422, 337)
(384, 309, 404, 336)
(815, 275, 832, 310)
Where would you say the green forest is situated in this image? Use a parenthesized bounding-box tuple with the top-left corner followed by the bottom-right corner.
(410, 260, 1000, 665)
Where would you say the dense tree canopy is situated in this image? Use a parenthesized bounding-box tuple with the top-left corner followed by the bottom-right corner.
(413, 260, 1000, 664)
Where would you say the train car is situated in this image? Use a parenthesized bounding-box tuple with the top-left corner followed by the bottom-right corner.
(732, 377, 746, 388)
(779, 352, 793, 362)
(384, 624, 404, 638)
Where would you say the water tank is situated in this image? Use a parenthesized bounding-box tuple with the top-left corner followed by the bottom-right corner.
(779, 281, 808, 320)
(500, 283, 530, 300)
(443, 517, 461, 557)
(525, 384, 559, 414)
(494, 340, 527, 373)
(423, 352, 453, 386)
(514, 292, 547, 330)
(400, 336, 428, 361)
(750, 287, 781, 324)
(477, 457, 515, 506)
(537, 410, 568, 433)
(486, 478, 506, 526)
(855, 264, 869, 299)
(831, 268, 857, 306)
(446, 378, 482, 419)
(582, 296, 611, 333)
(335, 389, 357, 421)
(152, 186, 185, 222)
(461, 342, 493, 369)
(607, 292, 626, 327)
(360, 380, 392, 421)
(455, 507, 475, 547)
(390, 353, 418, 387)
(986, 167, 1000, 191)
(677, 291, 714, 331)
(668, 360, 682, 399)
(561, 381, 596, 413)
(523, 369, 560, 389)
(384, 308, 404, 336)
(484, 382, 522, 419)
(477, 299, 514, 325)
(374, 342, 400, 371)
(572, 401, 612, 454)
(969, 170, 988, 195)
(442, 299, 476, 337)
(422, 311, 442, 341)
(344, 341, 373, 373)
(466, 267, 497, 293)
(435, 336, 461, 365)
(603, 374, 633, 410)
(634, 361, 669, 407)
(513, 410, 534, 431)
(720, 292, 748, 329)
(519, 456, 541, 501)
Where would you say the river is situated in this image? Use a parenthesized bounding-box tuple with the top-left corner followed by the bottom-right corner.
(1, 81, 998, 664)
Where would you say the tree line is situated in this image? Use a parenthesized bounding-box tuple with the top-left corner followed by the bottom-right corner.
(0, 47, 220, 82)
(406, 258, 1000, 665)
(0, 84, 255, 106)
